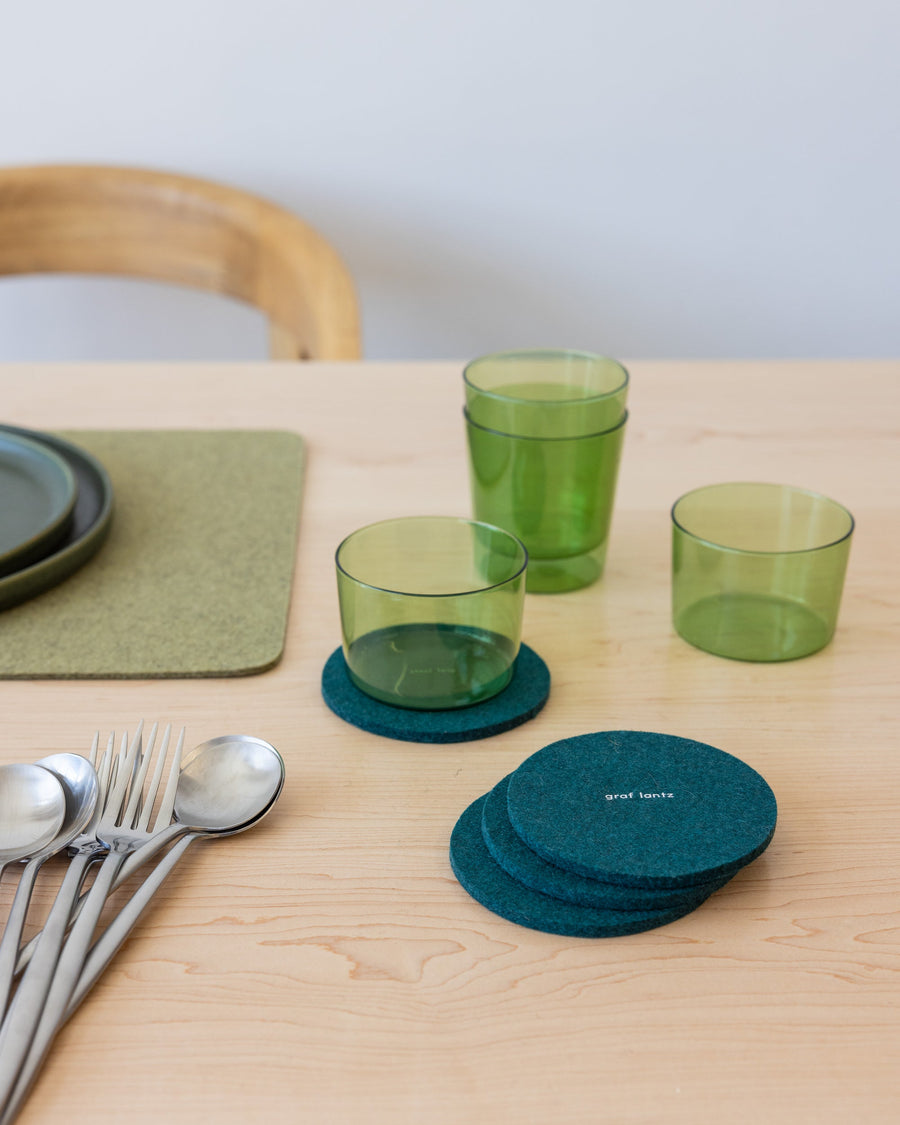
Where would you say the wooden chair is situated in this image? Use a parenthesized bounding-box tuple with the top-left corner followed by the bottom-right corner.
(0, 165, 361, 360)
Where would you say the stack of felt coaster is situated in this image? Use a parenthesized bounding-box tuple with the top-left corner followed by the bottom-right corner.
(449, 730, 777, 937)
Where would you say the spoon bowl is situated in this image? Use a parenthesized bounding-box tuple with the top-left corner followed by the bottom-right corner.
(174, 734, 286, 832)
(34, 754, 100, 853)
(0, 764, 66, 862)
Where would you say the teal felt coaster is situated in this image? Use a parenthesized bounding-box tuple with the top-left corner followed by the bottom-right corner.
(321, 643, 550, 744)
(506, 731, 777, 889)
(450, 795, 711, 937)
(482, 774, 731, 910)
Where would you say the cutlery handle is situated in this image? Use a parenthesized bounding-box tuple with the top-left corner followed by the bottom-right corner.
(66, 833, 200, 1019)
(0, 850, 126, 1123)
(0, 852, 93, 1111)
(1, 835, 200, 1125)
(0, 859, 41, 1018)
(12, 821, 184, 978)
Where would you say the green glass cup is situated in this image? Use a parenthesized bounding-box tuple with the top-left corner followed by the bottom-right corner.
(464, 349, 629, 439)
(671, 482, 854, 661)
(465, 409, 627, 593)
(335, 516, 527, 710)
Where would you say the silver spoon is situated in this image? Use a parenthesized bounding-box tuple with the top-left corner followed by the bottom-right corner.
(0, 764, 67, 871)
(0, 755, 99, 1015)
(0, 735, 285, 1124)
(0, 762, 67, 1006)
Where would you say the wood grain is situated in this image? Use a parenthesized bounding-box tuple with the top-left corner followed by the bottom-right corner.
(0, 166, 360, 360)
(0, 360, 897, 1125)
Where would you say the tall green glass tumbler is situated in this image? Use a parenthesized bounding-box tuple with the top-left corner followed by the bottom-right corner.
(336, 516, 527, 710)
(671, 482, 854, 661)
(465, 410, 627, 593)
(463, 349, 628, 593)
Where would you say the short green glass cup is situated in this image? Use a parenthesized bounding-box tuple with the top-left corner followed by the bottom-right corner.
(671, 482, 854, 662)
(335, 516, 527, 710)
(465, 410, 627, 593)
(464, 349, 629, 439)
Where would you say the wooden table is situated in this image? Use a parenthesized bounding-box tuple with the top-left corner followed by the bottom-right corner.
(0, 361, 897, 1124)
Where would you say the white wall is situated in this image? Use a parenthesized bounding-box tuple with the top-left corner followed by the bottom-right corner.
(1, 0, 898, 361)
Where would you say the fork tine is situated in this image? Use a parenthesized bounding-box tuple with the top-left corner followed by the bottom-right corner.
(92, 733, 116, 823)
(126, 719, 145, 787)
(104, 732, 121, 807)
(96, 737, 113, 793)
(105, 729, 142, 827)
(114, 720, 142, 797)
(134, 723, 169, 832)
(123, 721, 157, 828)
(82, 734, 111, 841)
(151, 726, 184, 832)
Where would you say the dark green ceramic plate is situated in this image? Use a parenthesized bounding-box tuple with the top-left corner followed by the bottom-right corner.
(0, 432, 78, 578)
(0, 426, 114, 612)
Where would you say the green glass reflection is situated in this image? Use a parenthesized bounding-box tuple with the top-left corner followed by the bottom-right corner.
(466, 411, 627, 593)
(336, 516, 527, 709)
(671, 482, 854, 661)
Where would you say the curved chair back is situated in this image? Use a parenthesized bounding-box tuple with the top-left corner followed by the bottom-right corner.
(0, 165, 360, 360)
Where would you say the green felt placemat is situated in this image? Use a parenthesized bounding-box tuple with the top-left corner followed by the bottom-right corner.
(0, 430, 305, 678)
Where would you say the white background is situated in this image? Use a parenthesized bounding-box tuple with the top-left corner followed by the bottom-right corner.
(1, 0, 898, 361)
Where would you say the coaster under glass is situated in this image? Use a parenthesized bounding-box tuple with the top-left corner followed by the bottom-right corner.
(321, 642, 550, 744)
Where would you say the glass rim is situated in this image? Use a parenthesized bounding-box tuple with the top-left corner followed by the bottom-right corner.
(335, 515, 529, 597)
(670, 481, 855, 556)
(463, 349, 630, 405)
(463, 406, 628, 441)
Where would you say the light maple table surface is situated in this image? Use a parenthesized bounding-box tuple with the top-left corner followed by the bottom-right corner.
(0, 360, 897, 1125)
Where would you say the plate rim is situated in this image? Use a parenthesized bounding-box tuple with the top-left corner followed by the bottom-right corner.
(0, 426, 114, 612)
(0, 430, 78, 574)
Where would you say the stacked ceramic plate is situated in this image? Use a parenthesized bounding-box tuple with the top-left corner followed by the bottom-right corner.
(450, 730, 777, 937)
(0, 426, 113, 612)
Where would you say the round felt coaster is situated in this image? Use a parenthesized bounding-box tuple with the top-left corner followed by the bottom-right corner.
(481, 774, 731, 910)
(450, 795, 711, 937)
(506, 731, 777, 890)
(320, 643, 550, 744)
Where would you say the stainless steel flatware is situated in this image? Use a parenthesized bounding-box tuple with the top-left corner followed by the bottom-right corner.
(0, 753, 99, 1016)
(66, 735, 285, 1018)
(0, 725, 285, 1125)
(0, 723, 182, 1119)
(0, 731, 124, 1107)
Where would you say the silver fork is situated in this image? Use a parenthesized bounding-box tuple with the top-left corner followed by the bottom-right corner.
(0, 723, 182, 1118)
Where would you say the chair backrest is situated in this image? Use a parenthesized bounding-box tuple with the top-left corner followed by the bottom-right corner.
(0, 164, 361, 360)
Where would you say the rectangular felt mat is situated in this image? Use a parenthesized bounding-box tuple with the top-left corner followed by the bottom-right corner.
(0, 430, 305, 678)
